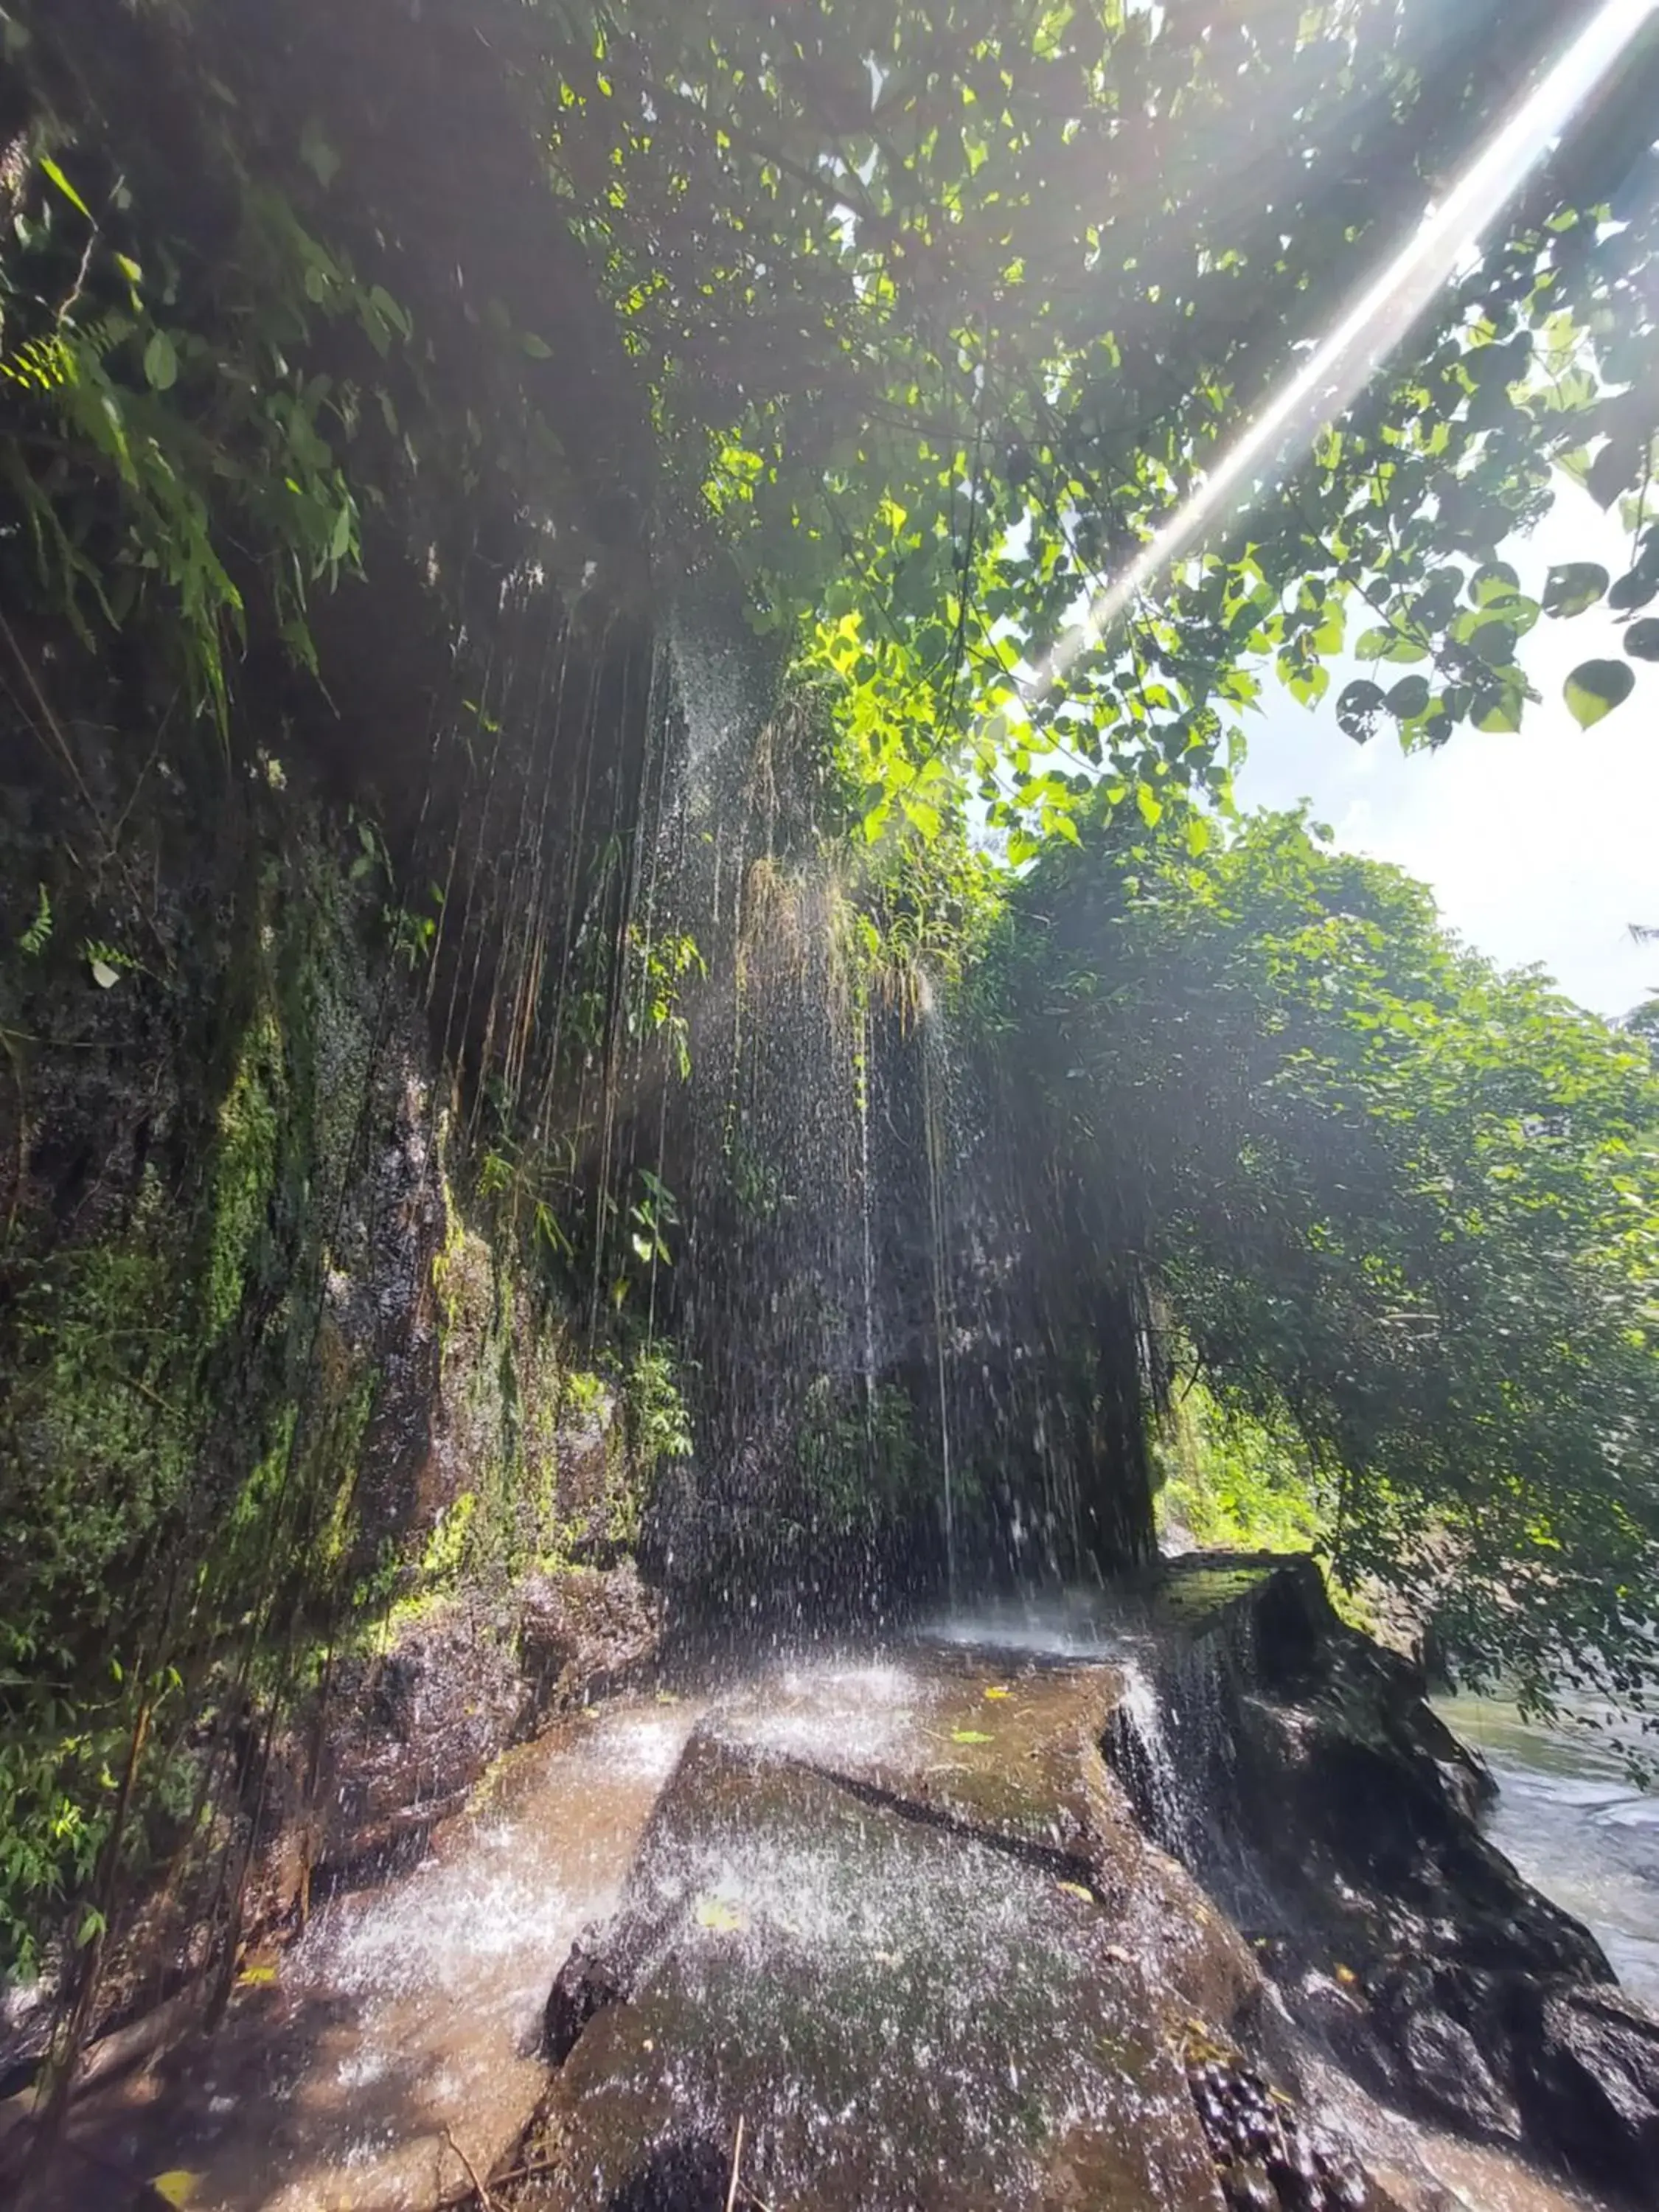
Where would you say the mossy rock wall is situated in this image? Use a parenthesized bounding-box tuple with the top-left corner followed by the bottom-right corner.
(0, 690, 650, 1983)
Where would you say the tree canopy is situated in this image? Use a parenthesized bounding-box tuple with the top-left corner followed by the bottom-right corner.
(975, 803, 1659, 1728)
(7, 0, 1659, 834)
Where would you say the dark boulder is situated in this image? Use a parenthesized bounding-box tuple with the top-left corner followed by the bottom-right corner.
(1106, 1557, 1659, 2205)
(543, 1931, 629, 2065)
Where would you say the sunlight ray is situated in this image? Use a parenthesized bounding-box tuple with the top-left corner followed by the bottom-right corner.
(1029, 0, 1659, 703)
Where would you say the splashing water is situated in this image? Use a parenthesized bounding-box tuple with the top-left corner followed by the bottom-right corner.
(40, 1703, 702, 2212)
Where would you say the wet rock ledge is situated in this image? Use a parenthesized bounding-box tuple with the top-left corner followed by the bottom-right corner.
(0, 1559, 661, 2108)
(490, 1567, 1659, 2212)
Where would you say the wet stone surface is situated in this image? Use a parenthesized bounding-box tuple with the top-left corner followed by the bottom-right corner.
(4, 1698, 700, 2212)
(510, 1725, 1228, 2211)
(8, 1600, 1648, 2212)
(1106, 1558, 1659, 2211)
(1186, 2047, 1369, 2212)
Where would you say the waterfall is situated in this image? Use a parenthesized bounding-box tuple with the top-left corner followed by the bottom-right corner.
(857, 993, 878, 1489)
(919, 972, 958, 1604)
(1115, 1660, 1189, 1854)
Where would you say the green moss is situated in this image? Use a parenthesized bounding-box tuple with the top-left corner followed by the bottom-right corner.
(204, 1008, 285, 1339)
(420, 1489, 478, 1584)
(309, 1360, 380, 1579)
(223, 1405, 299, 1546)
(7, 1169, 198, 1613)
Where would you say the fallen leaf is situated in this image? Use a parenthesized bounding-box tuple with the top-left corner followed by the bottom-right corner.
(150, 2175, 206, 2209)
(91, 959, 121, 990)
(950, 1728, 992, 1745)
(983, 1686, 1012, 1700)
(1334, 1964, 1358, 1988)
(1057, 1880, 1094, 1903)
(237, 1960, 278, 1987)
(694, 1896, 747, 1934)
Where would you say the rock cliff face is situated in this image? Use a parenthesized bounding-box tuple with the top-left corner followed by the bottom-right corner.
(1105, 1557, 1659, 2208)
(0, 679, 669, 2073)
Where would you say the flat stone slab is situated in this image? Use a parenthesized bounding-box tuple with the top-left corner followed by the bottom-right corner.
(517, 1727, 1228, 2211)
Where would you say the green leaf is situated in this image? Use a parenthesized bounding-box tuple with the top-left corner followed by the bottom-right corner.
(521, 333, 554, 359)
(1336, 680, 1387, 746)
(142, 330, 178, 392)
(40, 155, 92, 221)
(695, 1895, 748, 1933)
(1565, 659, 1636, 728)
(1385, 676, 1430, 722)
(950, 1728, 993, 1744)
(1470, 561, 1520, 606)
(1542, 564, 1609, 619)
(1463, 619, 1517, 668)
(1609, 569, 1659, 615)
(1624, 619, 1659, 662)
(1135, 782, 1162, 829)
(1472, 682, 1524, 734)
(1354, 627, 1427, 665)
(150, 2175, 205, 2210)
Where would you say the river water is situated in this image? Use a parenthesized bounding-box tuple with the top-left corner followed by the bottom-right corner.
(1436, 1693, 1659, 2011)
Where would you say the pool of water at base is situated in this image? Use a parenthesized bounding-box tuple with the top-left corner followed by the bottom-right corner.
(1435, 1693, 1659, 2012)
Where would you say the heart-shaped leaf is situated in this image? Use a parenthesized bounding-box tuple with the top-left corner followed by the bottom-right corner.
(1385, 675, 1430, 721)
(1470, 560, 1520, 605)
(1610, 569, 1658, 614)
(1565, 659, 1636, 728)
(1336, 679, 1387, 746)
(1624, 619, 1659, 662)
(150, 2177, 206, 2210)
(1543, 563, 1609, 619)
(1472, 681, 1524, 734)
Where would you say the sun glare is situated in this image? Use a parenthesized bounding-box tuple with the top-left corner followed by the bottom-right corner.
(1030, 0, 1659, 704)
